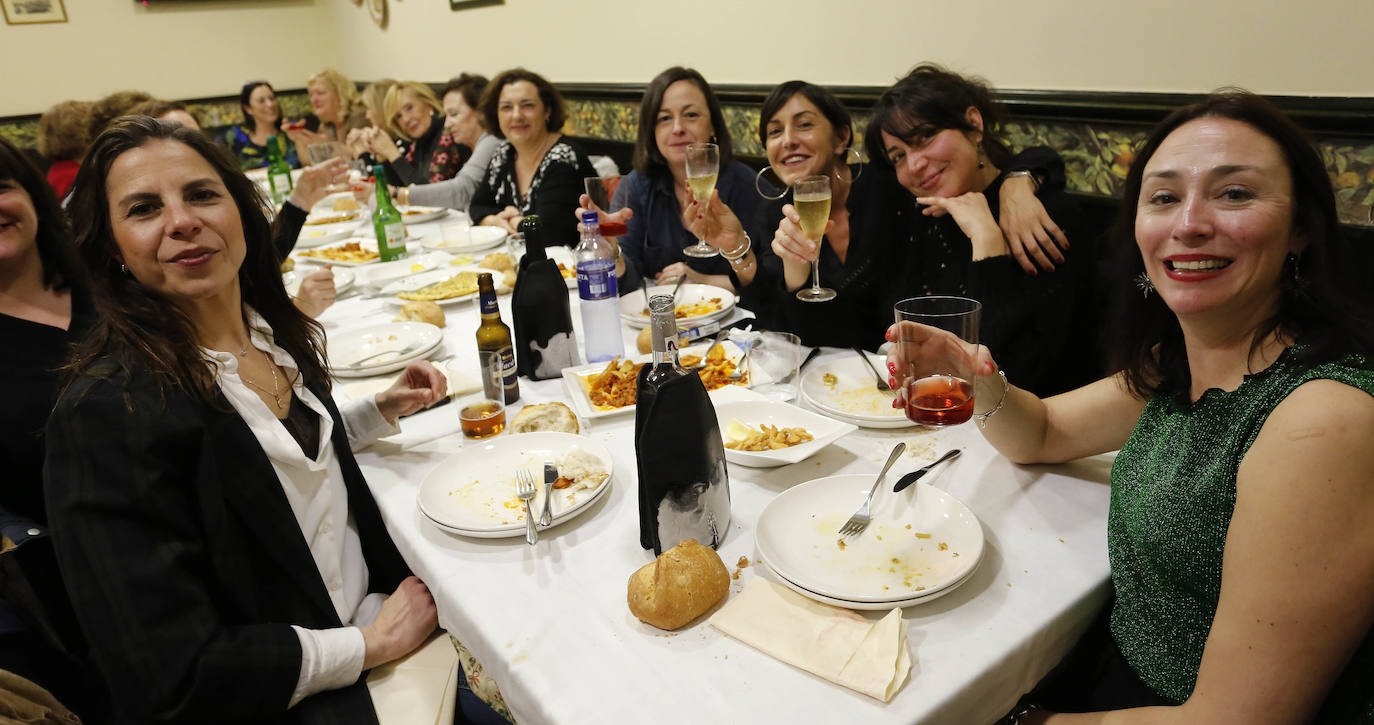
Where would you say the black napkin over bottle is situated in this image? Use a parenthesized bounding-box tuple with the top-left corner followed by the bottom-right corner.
(634, 366, 731, 555)
(511, 215, 578, 379)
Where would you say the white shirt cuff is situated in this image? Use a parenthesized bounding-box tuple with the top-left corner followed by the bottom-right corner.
(340, 396, 401, 450)
(289, 625, 366, 708)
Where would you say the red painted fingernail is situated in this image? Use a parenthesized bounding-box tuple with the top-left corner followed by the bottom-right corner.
(983, 361, 995, 373)
(887, 361, 897, 374)
(888, 376, 898, 389)
(891, 397, 901, 409)
(884, 328, 897, 342)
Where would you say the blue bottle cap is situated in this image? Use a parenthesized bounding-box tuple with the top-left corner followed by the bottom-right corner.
(581, 211, 599, 225)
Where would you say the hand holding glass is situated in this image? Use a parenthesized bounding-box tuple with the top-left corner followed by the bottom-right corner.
(682, 143, 720, 258)
(892, 296, 981, 425)
(793, 175, 835, 302)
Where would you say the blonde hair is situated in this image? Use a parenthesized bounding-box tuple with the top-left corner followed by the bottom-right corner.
(383, 81, 442, 140)
(361, 79, 398, 134)
(37, 99, 93, 161)
(308, 68, 362, 122)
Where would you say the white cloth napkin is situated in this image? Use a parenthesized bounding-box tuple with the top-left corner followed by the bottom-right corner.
(365, 632, 459, 725)
(709, 578, 911, 702)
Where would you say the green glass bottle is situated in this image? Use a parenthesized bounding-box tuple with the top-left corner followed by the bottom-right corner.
(266, 135, 293, 206)
(371, 165, 406, 262)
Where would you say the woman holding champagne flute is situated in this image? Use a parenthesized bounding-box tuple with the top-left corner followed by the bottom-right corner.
(890, 92, 1374, 724)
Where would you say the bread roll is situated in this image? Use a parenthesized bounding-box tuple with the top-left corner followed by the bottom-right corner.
(332, 197, 361, 212)
(636, 325, 653, 354)
(393, 300, 446, 328)
(627, 539, 730, 630)
(510, 402, 579, 434)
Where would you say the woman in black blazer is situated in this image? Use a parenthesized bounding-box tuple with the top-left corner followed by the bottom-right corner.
(45, 116, 444, 724)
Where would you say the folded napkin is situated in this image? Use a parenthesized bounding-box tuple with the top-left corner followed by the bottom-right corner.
(365, 632, 459, 725)
(709, 578, 911, 702)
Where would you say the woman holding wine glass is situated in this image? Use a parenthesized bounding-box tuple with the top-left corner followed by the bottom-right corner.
(469, 68, 597, 248)
(890, 92, 1374, 724)
(224, 80, 299, 171)
(586, 67, 770, 292)
(865, 64, 1095, 395)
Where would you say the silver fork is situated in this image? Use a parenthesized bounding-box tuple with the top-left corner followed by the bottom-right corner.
(852, 346, 893, 392)
(516, 469, 538, 545)
(727, 325, 755, 381)
(838, 442, 907, 538)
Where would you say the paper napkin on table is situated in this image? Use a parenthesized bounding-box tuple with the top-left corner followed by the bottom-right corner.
(709, 578, 911, 702)
(366, 631, 459, 725)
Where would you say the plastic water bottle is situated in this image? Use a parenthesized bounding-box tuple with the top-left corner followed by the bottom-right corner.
(575, 211, 623, 363)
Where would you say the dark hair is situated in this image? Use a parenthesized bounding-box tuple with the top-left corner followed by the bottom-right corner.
(865, 63, 1011, 171)
(87, 90, 153, 140)
(0, 135, 83, 291)
(1108, 90, 1374, 397)
(480, 68, 565, 140)
(37, 100, 93, 162)
(757, 81, 852, 160)
(441, 73, 490, 122)
(65, 116, 328, 402)
(633, 67, 733, 177)
(239, 81, 280, 135)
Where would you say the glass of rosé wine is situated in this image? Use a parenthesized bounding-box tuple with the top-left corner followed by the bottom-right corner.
(892, 296, 981, 426)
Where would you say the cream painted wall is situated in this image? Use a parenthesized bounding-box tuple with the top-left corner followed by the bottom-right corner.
(324, 0, 1374, 96)
(0, 0, 338, 117)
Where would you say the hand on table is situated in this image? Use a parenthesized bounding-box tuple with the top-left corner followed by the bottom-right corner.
(288, 158, 349, 211)
(482, 206, 523, 234)
(374, 360, 448, 424)
(361, 576, 438, 670)
(293, 265, 337, 318)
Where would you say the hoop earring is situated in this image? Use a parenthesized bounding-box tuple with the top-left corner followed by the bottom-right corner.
(754, 166, 787, 201)
(833, 147, 864, 184)
(1134, 272, 1154, 298)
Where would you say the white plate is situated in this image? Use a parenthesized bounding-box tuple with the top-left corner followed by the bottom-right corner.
(378, 267, 509, 306)
(422, 225, 507, 253)
(619, 283, 735, 329)
(560, 342, 747, 420)
(397, 205, 450, 224)
(283, 268, 355, 297)
(327, 321, 443, 378)
(800, 356, 912, 426)
(293, 238, 381, 267)
(715, 400, 856, 468)
(294, 221, 363, 249)
(756, 551, 978, 610)
(304, 209, 364, 227)
(755, 475, 983, 603)
(417, 432, 613, 537)
(351, 252, 454, 288)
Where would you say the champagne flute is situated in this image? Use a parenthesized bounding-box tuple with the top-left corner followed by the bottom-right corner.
(682, 143, 720, 258)
(793, 175, 835, 302)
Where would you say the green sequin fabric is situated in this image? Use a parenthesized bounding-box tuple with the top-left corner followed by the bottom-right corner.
(1109, 345, 1374, 722)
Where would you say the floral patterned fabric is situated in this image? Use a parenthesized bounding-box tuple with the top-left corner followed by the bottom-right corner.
(451, 635, 515, 723)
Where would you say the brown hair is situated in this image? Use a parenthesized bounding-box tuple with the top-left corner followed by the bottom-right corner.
(480, 68, 566, 140)
(0, 134, 84, 291)
(65, 116, 328, 402)
(37, 99, 93, 162)
(865, 63, 1012, 171)
(441, 73, 489, 126)
(127, 99, 197, 125)
(633, 67, 732, 177)
(87, 90, 153, 140)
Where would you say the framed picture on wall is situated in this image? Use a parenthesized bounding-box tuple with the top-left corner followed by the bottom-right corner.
(451, 0, 502, 10)
(2, 0, 66, 25)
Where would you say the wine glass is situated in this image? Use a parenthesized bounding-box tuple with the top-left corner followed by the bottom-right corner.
(793, 175, 835, 302)
(892, 296, 981, 426)
(682, 143, 720, 258)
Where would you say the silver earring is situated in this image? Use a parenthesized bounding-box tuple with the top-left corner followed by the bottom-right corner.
(120, 263, 128, 274)
(754, 166, 786, 201)
(1287, 253, 1306, 286)
(1134, 272, 1154, 298)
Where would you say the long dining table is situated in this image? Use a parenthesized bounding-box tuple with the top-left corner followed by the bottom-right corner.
(302, 214, 1116, 725)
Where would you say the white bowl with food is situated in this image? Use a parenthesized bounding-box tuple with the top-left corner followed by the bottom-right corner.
(714, 399, 857, 468)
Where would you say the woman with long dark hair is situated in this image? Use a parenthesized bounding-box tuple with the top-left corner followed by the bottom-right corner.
(224, 80, 299, 170)
(46, 116, 446, 722)
(891, 92, 1374, 723)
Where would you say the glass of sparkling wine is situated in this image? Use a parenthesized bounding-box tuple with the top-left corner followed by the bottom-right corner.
(893, 296, 981, 425)
(682, 143, 720, 258)
(793, 175, 835, 302)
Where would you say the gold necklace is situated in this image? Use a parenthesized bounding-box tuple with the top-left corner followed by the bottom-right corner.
(240, 353, 287, 411)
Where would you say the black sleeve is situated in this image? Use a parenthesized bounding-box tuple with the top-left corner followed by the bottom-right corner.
(383, 156, 424, 187)
(530, 151, 597, 248)
(272, 201, 307, 258)
(44, 375, 302, 722)
(1005, 146, 1066, 194)
(469, 171, 501, 224)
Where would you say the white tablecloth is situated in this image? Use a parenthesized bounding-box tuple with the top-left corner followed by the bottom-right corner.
(311, 222, 1114, 725)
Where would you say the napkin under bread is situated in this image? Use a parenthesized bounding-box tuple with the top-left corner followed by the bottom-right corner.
(709, 577, 911, 702)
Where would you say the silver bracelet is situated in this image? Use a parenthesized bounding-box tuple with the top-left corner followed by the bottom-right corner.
(973, 369, 1009, 428)
(722, 231, 752, 264)
(1004, 169, 1040, 192)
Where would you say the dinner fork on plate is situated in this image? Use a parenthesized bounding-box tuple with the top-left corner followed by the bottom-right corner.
(852, 346, 893, 392)
(727, 325, 755, 382)
(838, 441, 906, 538)
(516, 469, 538, 545)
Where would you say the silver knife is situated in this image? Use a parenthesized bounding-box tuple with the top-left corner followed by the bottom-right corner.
(892, 449, 962, 493)
(540, 461, 555, 527)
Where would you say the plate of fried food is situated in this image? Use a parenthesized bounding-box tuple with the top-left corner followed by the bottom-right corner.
(379, 267, 510, 306)
(560, 342, 747, 420)
(416, 432, 613, 537)
(619, 283, 735, 329)
(396, 204, 450, 224)
(294, 239, 380, 266)
(714, 398, 857, 468)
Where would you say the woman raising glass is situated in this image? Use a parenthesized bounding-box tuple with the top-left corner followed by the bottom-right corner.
(224, 80, 298, 170)
(469, 68, 597, 247)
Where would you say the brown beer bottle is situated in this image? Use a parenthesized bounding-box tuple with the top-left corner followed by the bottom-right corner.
(475, 272, 520, 404)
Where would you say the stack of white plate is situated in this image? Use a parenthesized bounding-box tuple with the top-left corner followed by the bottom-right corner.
(799, 355, 916, 429)
(327, 321, 444, 378)
(754, 473, 983, 610)
(620, 283, 735, 329)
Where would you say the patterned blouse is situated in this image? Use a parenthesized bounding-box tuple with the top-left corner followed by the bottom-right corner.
(468, 137, 597, 248)
(223, 125, 299, 171)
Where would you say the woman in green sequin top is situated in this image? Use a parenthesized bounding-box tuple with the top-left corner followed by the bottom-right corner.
(889, 92, 1374, 723)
